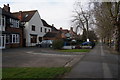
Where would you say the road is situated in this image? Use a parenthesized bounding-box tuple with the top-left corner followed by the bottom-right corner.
(2, 47, 84, 67)
(64, 43, 120, 79)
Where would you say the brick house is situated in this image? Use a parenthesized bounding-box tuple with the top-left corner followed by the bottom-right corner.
(43, 27, 77, 40)
(0, 4, 23, 49)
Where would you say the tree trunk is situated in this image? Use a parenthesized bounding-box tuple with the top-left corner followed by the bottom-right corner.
(115, 25, 120, 52)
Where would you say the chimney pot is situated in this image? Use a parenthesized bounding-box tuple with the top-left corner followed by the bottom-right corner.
(7, 4, 9, 7)
(52, 24, 54, 27)
(3, 4, 10, 12)
(60, 27, 62, 30)
(70, 27, 73, 31)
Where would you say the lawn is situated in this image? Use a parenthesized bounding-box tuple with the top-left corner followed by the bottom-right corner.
(59, 49, 91, 52)
(2, 67, 71, 78)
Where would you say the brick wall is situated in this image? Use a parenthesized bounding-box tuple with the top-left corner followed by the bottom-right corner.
(5, 26, 23, 48)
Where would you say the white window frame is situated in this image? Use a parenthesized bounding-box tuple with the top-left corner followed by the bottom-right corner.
(11, 34, 20, 43)
(10, 18, 19, 28)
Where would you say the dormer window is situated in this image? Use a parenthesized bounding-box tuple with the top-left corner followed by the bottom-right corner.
(25, 14, 28, 18)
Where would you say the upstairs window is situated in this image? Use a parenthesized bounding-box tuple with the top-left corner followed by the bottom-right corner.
(0, 15, 1, 26)
(49, 29, 51, 32)
(10, 18, 19, 28)
(40, 27, 42, 32)
(2, 16, 5, 27)
(32, 25, 35, 31)
(45, 28, 47, 33)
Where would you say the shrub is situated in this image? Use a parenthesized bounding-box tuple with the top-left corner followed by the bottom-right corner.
(52, 39, 64, 49)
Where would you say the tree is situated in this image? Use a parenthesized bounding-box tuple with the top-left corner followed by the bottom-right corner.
(105, 2, 120, 52)
(93, 1, 120, 52)
(72, 2, 92, 41)
(93, 2, 114, 46)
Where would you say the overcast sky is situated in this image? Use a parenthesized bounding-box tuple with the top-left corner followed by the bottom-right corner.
(0, 0, 89, 30)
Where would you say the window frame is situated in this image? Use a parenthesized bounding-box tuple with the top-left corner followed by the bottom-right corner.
(45, 28, 47, 33)
(10, 18, 19, 28)
(11, 34, 20, 43)
(31, 25, 35, 31)
(40, 27, 42, 32)
(2, 15, 5, 27)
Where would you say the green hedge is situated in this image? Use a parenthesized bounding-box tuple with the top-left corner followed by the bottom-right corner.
(52, 39, 64, 49)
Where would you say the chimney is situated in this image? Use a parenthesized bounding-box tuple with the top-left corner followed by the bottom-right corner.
(60, 27, 62, 30)
(3, 4, 10, 12)
(52, 24, 54, 27)
(18, 11, 22, 21)
(70, 27, 73, 31)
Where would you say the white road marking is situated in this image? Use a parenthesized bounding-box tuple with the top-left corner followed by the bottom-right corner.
(26, 52, 77, 57)
(101, 46, 113, 78)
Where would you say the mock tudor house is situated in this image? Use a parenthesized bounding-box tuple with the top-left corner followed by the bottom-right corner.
(13, 10, 52, 46)
(0, 4, 23, 49)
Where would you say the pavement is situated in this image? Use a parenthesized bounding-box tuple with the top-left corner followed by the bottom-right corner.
(2, 47, 86, 67)
(64, 43, 120, 79)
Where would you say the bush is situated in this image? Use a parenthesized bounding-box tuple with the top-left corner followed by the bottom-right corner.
(52, 39, 64, 49)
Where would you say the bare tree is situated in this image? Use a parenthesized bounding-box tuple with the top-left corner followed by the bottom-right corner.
(72, 2, 92, 41)
(93, 1, 120, 52)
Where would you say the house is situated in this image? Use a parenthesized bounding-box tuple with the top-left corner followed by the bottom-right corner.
(0, 4, 23, 49)
(43, 27, 78, 40)
(43, 31, 61, 40)
(13, 10, 52, 46)
(41, 19, 58, 32)
(59, 27, 77, 39)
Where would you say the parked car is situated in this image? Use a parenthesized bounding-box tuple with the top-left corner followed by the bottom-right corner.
(81, 41, 95, 49)
(36, 40, 53, 48)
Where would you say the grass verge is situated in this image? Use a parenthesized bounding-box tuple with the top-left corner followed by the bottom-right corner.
(2, 67, 71, 78)
(59, 49, 91, 52)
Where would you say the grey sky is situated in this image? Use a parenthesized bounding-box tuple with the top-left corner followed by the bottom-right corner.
(0, 0, 89, 30)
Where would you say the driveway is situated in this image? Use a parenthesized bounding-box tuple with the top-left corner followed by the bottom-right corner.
(2, 47, 85, 67)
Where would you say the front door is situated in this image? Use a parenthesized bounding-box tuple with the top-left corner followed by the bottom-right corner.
(0, 35, 6, 49)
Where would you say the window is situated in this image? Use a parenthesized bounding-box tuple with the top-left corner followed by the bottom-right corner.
(32, 25, 35, 31)
(49, 29, 51, 32)
(39, 37, 42, 42)
(10, 18, 19, 28)
(45, 28, 47, 33)
(30, 35, 37, 43)
(2, 16, 5, 27)
(40, 27, 42, 32)
(0, 15, 1, 26)
(6, 35, 10, 44)
(11, 34, 20, 43)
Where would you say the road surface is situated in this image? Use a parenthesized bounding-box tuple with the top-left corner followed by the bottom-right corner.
(64, 43, 120, 79)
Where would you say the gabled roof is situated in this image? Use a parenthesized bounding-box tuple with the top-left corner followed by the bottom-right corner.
(41, 19, 52, 28)
(41, 19, 58, 31)
(58, 29, 69, 34)
(12, 10, 37, 22)
(43, 31, 60, 38)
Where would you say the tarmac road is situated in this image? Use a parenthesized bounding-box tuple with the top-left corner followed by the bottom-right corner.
(64, 43, 120, 79)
